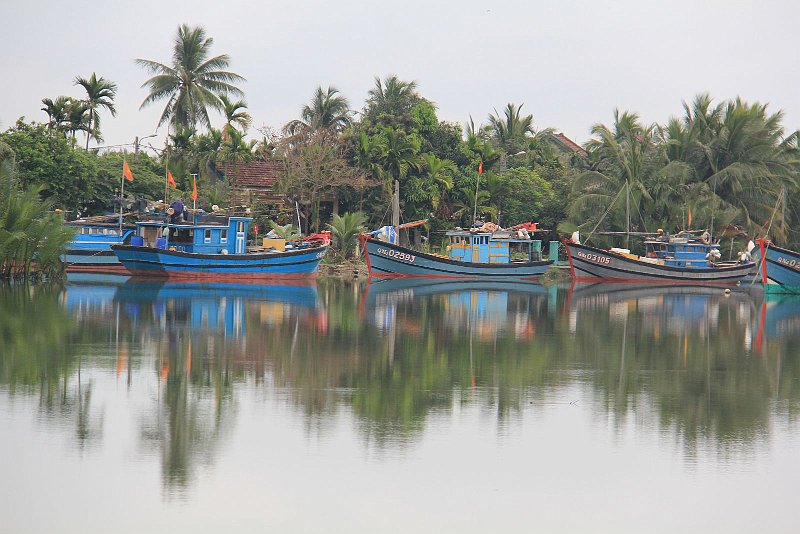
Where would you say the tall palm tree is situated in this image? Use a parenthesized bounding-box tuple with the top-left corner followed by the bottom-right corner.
(286, 86, 351, 135)
(219, 94, 251, 140)
(137, 24, 245, 131)
(74, 73, 117, 149)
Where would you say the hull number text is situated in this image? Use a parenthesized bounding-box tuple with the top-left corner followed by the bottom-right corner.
(576, 251, 611, 265)
(777, 256, 799, 270)
(377, 247, 416, 263)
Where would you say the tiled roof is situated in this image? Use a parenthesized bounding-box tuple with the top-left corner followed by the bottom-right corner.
(226, 159, 284, 189)
(549, 132, 588, 157)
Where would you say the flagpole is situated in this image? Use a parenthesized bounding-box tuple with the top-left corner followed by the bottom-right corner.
(191, 173, 198, 211)
(119, 161, 125, 237)
(164, 151, 169, 211)
(472, 160, 483, 224)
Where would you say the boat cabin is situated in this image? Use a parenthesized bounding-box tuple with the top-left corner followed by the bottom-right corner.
(131, 215, 251, 255)
(643, 235, 721, 269)
(446, 230, 543, 264)
(67, 223, 136, 249)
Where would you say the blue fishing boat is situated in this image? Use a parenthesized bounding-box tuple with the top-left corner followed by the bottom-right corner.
(62, 219, 136, 273)
(564, 231, 755, 284)
(756, 239, 800, 294)
(112, 214, 327, 280)
(362, 224, 553, 280)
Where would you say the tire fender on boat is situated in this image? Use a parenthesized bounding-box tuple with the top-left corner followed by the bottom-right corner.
(701, 231, 711, 244)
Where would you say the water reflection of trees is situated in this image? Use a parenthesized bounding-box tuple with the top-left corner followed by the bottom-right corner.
(4, 279, 800, 490)
(0, 284, 104, 449)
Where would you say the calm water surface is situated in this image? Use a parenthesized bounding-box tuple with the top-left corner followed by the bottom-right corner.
(2, 275, 800, 533)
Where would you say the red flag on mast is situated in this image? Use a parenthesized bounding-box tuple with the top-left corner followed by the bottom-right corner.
(167, 170, 177, 189)
(478, 161, 483, 174)
(123, 159, 135, 182)
(191, 176, 198, 201)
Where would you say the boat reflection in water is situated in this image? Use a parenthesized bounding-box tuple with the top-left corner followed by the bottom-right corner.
(567, 282, 760, 344)
(755, 294, 800, 349)
(364, 278, 553, 340)
(112, 279, 320, 337)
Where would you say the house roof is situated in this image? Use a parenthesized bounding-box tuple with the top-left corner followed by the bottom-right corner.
(227, 159, 284, 189)
(549, 132, 587, 157)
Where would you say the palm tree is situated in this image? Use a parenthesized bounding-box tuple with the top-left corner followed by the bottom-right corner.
(219, 94, 251, 140)
(137, 24, 245, 131)
(41, 96, 71, 134)
(365, 75, 420, 123)
(65, 99, 90, 147)
(662, 95, 799, 239)
(327, 211, 367, 259)
(420, 153, 455, 213)
(74, 73, 117, 149)
(487, 103, 535, 154)
(286, 86, 351, 135)
(567, 110, 662, 237)
(194, 128, 224, 179)
(0, 161, 74, 280)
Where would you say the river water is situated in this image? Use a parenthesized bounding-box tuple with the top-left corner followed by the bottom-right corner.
(1, 274, 799, 533)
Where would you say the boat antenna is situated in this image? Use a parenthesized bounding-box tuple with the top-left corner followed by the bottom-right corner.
(473, 160, 483, 224)
(625, 179, 631, 249)
(709, 176, 717, 239)
(392, 179, 400, 228)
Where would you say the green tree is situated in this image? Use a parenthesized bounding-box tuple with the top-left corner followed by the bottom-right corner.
(74, 73, 117, 149)
(0, 150, 75, 279)
(65, 98, 90, 147)
(364, 75, 423, 130)
(137, 24, 245, 131)
(40, 96, 71, 135)
(286, 85, 351, 135)
(663, 95, 799, 240)
(327, 211, 367, 260)
(0, 120, 98, 214)
(219, 94, 251, 140)
(567, 110, 661, 237)
(487, 103, 535, 155)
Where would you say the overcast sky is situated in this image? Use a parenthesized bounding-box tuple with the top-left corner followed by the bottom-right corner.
(2, 0, 798, 152)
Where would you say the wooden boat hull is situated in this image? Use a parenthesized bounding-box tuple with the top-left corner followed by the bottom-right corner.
(564, 241, 755, 284)
(63, 249, 130, 274)
(363, 237, 552, 279)
(111, 244, 327, 280)
(759, 242, 800, 294)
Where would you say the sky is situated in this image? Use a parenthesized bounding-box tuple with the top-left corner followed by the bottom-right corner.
(2, 0, 798, 152)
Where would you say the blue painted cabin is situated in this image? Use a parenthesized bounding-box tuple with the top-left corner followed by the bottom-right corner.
(132, 215, 250, 255)
(643, 235, 721, 269)
(445, 230, 544, 264)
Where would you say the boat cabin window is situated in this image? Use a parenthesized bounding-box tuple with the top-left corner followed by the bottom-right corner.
(204, 229, 212, 243)
(237, 221, 245, 233)
(170, 228, 194, 243)
(221, 230, 228, 243)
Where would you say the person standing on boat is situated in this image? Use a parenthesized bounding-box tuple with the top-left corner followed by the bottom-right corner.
(169, 198, 186, 224)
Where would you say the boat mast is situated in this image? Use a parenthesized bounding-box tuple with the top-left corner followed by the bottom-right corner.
(392, 179, 400, 228)
(625, 179, 630, 249)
